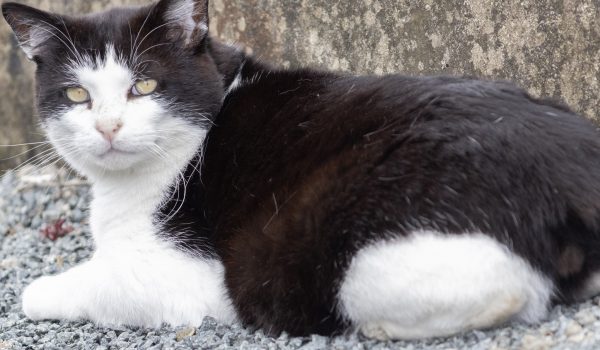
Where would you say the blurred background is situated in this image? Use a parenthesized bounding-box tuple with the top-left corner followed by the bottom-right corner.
(0, 0, 599, 171)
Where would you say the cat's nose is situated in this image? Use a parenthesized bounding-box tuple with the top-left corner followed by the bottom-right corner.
(95, 119, 123, 141)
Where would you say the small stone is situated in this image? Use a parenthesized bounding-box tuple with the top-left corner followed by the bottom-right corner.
(0, 257, 18, 269)
(568, 331, 586, 343)
(176, 327, 196, 341)
(488, 346, 509, 350)
(71, 208, 84, 221)
(21, 191, 36, 208)
(574, 310, 596, 325)
(520, 334, 554, 350)
(106, 330, 117, 339)
(55, 255, 64, 268)
(42, 209, 60, 221)
(31, 215, 42, 228)
(564, 320, 583, 337)
(56, 331, 77, 343)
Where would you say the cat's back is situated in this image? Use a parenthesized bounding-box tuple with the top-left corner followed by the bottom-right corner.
(205, 69, 600, 233)
(218, 68, 596, 145)
(208, 68, 600, 202)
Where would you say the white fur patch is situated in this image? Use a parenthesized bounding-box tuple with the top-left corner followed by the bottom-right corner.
(223, 60, 245, 99)
(338, 231, 553, 340)
(24, 44, 237, 327)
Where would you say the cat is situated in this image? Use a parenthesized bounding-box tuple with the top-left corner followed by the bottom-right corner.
(4, 0, 600, 341)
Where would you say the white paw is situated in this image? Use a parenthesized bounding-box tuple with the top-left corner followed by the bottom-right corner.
(360, 323, 391, 340)
(22, 275, 78, 321)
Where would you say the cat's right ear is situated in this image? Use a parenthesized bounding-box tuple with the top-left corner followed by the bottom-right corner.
(2, 2, 60, 60)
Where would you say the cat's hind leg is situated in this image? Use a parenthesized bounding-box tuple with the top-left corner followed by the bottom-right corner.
(338, 231, 553, 340)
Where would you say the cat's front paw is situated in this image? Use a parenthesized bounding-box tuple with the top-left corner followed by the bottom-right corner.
(22, 275, 79, 321)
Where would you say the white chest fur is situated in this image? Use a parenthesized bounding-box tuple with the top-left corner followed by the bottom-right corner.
(22, 140, 238, 327)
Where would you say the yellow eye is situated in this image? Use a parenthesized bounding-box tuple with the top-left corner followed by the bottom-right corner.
(65, 87, 90, 103)
(132, 79, 158, 96)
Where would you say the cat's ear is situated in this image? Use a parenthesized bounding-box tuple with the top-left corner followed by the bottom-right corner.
(2, 2, 61, 60)
(155, 0, 209, 48)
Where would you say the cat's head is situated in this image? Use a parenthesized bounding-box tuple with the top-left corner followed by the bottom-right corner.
(2, 0, 224, 177)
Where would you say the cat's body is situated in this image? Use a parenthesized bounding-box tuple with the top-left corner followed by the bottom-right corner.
(4, 0, 600, 340)
(186, 60, 600, 338)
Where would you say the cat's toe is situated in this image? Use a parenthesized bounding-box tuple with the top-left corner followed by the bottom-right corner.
(360, 323, 391, 340)
(22, 276, 77, 321)
(22, 277, 53, 320)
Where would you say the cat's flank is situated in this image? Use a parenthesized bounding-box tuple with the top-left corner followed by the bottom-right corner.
(4, 0, 600, 340)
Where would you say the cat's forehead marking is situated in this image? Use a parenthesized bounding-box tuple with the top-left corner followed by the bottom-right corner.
(70, 44, 133, 95)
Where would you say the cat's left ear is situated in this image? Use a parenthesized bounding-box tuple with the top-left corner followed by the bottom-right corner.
(155, 0, 209, 48)
(2, 2, 62, 60)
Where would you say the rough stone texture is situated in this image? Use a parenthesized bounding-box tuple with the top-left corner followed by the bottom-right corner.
(211, 0, 600, 117)
(1, 0, 599, 170)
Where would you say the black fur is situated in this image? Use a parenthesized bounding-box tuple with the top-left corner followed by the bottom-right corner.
(5, 0, 600, 338)
(193, 61, 600, 335)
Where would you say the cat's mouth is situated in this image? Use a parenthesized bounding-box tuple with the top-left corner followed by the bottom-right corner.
(98, 147, 135, 158)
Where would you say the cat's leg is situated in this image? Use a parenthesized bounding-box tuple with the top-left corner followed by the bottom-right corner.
(22, 257, 171, 326)
(22, 250, 236, 327)
(338, 231, 553, 340)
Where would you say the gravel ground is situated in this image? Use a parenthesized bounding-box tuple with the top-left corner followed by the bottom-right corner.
(2, 166, 600, 349)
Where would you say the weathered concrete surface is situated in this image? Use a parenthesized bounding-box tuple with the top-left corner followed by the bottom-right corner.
(212, 0, 600, 117)
(1, 0, 599, 169)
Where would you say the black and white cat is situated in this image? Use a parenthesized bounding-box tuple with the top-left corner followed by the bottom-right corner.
(4, 0, 600, 340)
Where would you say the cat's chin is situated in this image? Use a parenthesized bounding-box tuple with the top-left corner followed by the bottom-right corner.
(97, 147, 136, 159)
(90, 151, 147, 172)
(68, 149, 152, 175)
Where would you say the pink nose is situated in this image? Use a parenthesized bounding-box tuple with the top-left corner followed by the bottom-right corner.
(95, 120, 123, 141)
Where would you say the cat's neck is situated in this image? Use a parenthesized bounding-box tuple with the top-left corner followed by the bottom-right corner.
(206, 38, 273, 97)
(88, 130, 205, 247)
(86, 40, 265, 248)
(207, 38, 248, 92)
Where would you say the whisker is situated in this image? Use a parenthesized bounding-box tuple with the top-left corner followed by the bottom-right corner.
(132, 19, 179, 63)
(0, 144, 52, 161)
(134, 42, 170, 63)
(34, 20, 82, 63)
(131, 7, 154, 62)
(0, 141, 52, 147)
(59, 17, 84, 65)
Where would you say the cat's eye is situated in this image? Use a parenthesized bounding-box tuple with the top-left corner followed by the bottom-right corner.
(131, 79, 158, 96)
(65, 87, 90, 103)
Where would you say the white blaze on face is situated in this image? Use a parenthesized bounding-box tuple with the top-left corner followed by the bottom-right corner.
(75, 45, 133, 120)
(44, 44, 204, 177)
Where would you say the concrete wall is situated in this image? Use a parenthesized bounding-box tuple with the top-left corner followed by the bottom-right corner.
(1, 0, 599, 170)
